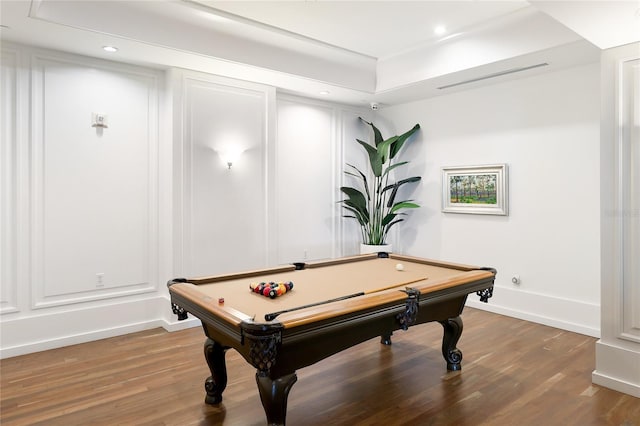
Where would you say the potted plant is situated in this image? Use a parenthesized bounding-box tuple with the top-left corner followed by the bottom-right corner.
(340, 118, 421, 253)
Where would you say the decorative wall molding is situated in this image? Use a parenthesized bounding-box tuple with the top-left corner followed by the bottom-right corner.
(27, 52, 161, 308)
(617, 56, 640, 343)
(275, 95, 336, 263)
(0, 47, 19, 314)
(174, 70, 274, 278)
(593, 42, 640, 397)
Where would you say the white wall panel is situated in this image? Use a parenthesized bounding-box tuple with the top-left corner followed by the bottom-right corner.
(620, 57, 640, 341)
(31, 55, 159, 307)
(275, 98, 335, 263)
(180, 75, 269, 276)
(1, 48, 19, 314)
(381, 63, 601, 335)
(1, 44, 172, 359)
(339, 110, 374, 255)
(594, 43, 640, 397)
(275, 98, 370, 263)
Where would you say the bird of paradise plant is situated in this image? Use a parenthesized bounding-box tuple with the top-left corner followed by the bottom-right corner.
(340, 118, 421, 245)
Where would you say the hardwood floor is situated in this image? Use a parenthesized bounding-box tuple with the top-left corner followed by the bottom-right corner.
(1, 308, 638, 425)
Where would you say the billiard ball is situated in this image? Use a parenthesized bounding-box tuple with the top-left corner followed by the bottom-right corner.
(396, 263, 404, 271)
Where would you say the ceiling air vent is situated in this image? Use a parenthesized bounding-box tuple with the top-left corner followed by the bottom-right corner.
(437, 62, 549, 90)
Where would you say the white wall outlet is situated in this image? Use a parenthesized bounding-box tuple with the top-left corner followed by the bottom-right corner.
(96, 273, 105, 287)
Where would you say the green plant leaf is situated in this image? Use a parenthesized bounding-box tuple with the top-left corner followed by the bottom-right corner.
(340, 187, 367, 208)
(345, 164, 370, 200)
(356, 139, 383, 177)
(383, 176, 421, 207)
(383, 218, 404, 238)
(390, 124, 420, 159)
(390, 201, 420, 213)
(381, 213, 397, 227)
(341, 207, 367, 226)
(382, 161, 409, 177)
(377, 136, 397, 164)
(359, 117, 384, 146)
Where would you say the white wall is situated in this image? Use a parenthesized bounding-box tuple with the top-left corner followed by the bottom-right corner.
(0, 44, 177, 358)
(1, 42, 605, 359)
(275, 95, 369, 263)
(171, 69, 275, 277)
(378, 63, 602, 336)
(0, 44, 370, 357)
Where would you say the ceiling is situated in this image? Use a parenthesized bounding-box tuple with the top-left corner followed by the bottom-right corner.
(1, 1, 639, 106)
(191, 0, 530, 59)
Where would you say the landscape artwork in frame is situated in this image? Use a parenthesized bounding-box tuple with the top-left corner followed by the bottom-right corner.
(441, 164, 508, 215)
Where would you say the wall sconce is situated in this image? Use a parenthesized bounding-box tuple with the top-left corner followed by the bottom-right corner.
(91, 113, 108, 128)
(219, 147, 243, 170)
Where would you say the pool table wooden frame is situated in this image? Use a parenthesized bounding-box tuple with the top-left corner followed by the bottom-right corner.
(168, 253, 496, 425)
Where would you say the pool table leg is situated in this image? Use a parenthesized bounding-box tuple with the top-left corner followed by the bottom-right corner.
(203, 337, 229, 404)
(256, 372, 298, 426)
(380, 333, 393, 345)
(439, 315, 464, 371)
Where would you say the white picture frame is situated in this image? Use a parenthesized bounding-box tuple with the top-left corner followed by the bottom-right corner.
(441, 164, 508, 215)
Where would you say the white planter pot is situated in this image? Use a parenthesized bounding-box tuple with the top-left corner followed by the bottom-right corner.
(360, 244, 392, 255)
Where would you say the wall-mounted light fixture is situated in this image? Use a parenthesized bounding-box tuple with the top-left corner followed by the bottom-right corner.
(92, 113, 108, 128)
(219, 147, 243, 170)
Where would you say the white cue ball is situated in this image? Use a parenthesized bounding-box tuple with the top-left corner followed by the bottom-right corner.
(395, 263, 404, 271)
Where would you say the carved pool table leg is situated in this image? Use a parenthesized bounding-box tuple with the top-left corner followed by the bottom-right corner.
(439, 316, 464, 371)
(256, 372, 298, 426)
(203, 338, 229, 404)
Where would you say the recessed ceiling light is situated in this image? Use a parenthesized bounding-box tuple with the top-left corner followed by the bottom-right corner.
(102, 46, 118, 53)
(319, 90, 330, 95)
(434, 25, 446, 36)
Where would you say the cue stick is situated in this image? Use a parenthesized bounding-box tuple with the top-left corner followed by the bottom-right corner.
(264, 276, 428, 321)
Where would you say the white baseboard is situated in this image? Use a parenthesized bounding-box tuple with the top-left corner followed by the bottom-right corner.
(592, 340, 640, 397)
(466, 285, 600, 338)
(592, 371, 640, 398)
(0, 296, 205, 359)
(162, 315, 201, 332)
(1, 319, 164, 359)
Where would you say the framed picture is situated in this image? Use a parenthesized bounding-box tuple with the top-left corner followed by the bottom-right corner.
(441, 164, 508, 215)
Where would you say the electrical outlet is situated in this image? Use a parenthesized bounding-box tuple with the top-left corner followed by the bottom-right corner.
(96, 273, 105, 288)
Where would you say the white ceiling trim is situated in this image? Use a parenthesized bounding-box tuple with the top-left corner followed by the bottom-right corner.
(2, 0, 632, 106)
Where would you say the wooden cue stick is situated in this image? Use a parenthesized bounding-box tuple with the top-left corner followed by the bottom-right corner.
(263, 276, 428, 321)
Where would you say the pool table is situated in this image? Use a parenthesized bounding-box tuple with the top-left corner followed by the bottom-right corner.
(168, 253, 496, 425)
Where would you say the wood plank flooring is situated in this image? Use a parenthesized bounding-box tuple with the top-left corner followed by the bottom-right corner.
(1, 308, 638, 425)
